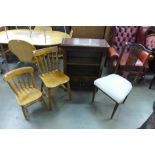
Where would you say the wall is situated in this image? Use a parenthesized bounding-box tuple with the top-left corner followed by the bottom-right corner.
(72, 26, 106, 39)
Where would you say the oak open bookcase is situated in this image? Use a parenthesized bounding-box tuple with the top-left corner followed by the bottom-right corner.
(60, 38, 109, 90)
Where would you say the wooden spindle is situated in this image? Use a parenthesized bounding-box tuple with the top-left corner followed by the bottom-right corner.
(36, 57, 42, 75)
(52, 52, 55, 69)
(8, 81, 18, 95)
(26, 73, 31, 88)
(47, 54, 51, 71)
(31, 72, 35, 87)
(50, 53, 53, 70)
(17, 76, 24, 91)
(40, 56, 45, 74)
(56, 51, 59, 69)
(22, 74, 27, 88)
(12, 78, 21, 93)
(43, 56, 48, 72)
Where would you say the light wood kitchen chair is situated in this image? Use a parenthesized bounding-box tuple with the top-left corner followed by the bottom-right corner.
(3, 67, 48, 120)
(8, 40, 36, 63)
(34, 26, 64, 58)
(33, 47, 72, 109)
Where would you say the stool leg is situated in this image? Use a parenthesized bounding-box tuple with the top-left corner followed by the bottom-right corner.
(92, 86, 97, 103)
(110, 103, 119, 119)
(149, 75, 155, 89)
(122, 95, 128, 104)
(104, 56, 108, 67)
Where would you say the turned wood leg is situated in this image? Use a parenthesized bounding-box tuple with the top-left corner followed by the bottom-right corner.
(66, 82, 72, 100)
(92, 86, 97, 103)
(149, 75, 155, 89)
(41, 97, 48, 109)
(47, 88, 52, 110)
(110, 103, 119, 119)
(41, 81, 44, 92)
(21, 106, 29, 120)
(60, 85, 67, 91)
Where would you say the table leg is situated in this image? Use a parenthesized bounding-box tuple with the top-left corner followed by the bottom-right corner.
(0, 44, 9, 71)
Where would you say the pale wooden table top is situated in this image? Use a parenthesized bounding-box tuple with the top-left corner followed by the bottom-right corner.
(0, 29, 70, 46)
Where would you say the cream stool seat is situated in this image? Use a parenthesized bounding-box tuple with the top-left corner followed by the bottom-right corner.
(94, 74, 132, 104)
(92, 74, 133, 119)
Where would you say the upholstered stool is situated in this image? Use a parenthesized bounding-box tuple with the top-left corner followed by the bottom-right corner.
(92, 74, 132, 119)
(139, 101, 155, 129)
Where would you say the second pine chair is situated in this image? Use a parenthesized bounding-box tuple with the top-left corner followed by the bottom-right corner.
(33, 47, 72, 109)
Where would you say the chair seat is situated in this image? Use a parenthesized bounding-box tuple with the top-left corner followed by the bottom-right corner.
(40, 70, 70, 88)
(94, 74, 132, 103)
(16, 88, 42, 106)
(120, 53, 143, 66)
(109, 49, 145, 67)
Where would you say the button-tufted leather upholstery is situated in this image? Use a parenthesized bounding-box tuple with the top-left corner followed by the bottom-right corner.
(105, 26, 150, 76)
(112, 26, 139, 53)
(145, 34, 155, 89)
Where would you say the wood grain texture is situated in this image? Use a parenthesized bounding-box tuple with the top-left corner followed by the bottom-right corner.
(8, 40, 36, 63)
(72, 26, 105, 39)
(33, 47, 72, 107)
(34, 26, 53, 31)
(3, 67, 46, 120)
(61, 38, 109, 90)
(0, 29, 70, 46)
(61, 38, 110, 48)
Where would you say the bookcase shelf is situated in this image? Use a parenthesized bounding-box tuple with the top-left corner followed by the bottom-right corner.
(60, 38, 109, 90)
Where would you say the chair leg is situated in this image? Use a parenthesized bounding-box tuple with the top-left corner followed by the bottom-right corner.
(21, 106, 29, 120)
(59, 85, 67, 91)
(149, 75, 155, 89)
(41, 97, 48, 109)
(41, 81, 44, 92)
(110, 103, 119, 119)
(66, 82, 72, 100)
(47, 88, 52, 110)
(92, 86, 97, 103)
